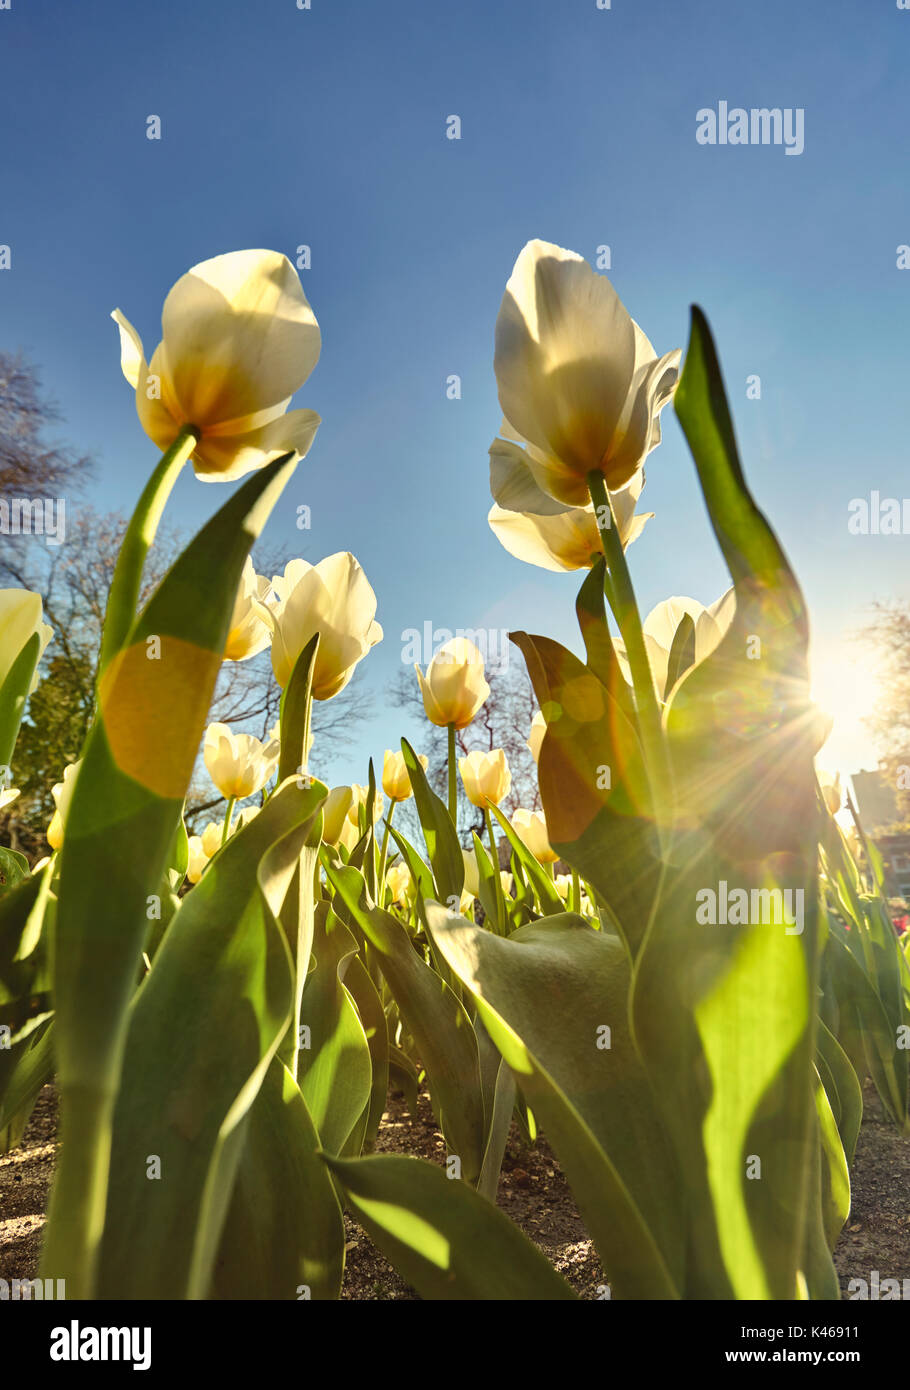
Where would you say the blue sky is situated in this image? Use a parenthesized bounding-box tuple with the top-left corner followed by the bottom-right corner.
(1, 0, 907, 788)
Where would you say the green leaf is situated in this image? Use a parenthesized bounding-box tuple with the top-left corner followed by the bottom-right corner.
(44, 451, 299, 1296)
(297, 901, 373, 1156)
(325, 1153, 576, 1300)
(211, 1056, 345, 1300)
(329, 863, 485, 1183)
(94, 776, 325, 1299)
(490, 804, 563, 916)
(401, 738, 464, 905)
(425, 904, 684, 1298)
(344, 950, 390, 1151)
(0, 630, 41, 770)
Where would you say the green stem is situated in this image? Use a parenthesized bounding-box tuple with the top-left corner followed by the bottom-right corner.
(378, 800, 395, 900)
(484, 805, 506, 933)
(587, 470, 669, 809)
(221, 797, 236, 846)
(447, 723, 457, 825)
(571, 868, 581, 914)
(98, 427, 198, 679)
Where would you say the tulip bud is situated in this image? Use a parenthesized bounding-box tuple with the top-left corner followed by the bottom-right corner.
(511, 807, 559, 863)
(527, 710, 546, 762)
(415, 637, 490, 730)
(186, 836, 210, 885)
(46, 759, 82, 850)
(382, 749, 428, 803)
(462, 848, 480, 898)
(459, 748, 512, 808)
(348, 783, 384, 827)
(322, 786, 355, 845)
(203, 723, 279, 800)
(200, 821, 222, 859)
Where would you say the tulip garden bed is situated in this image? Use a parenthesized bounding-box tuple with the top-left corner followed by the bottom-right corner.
(2, 1077, 908, 1299)
(2, 242, 908, 1303)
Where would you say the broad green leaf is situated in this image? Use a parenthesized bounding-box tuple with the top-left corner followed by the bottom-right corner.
(0, 630, 41, 770)
(95, 777, 325, 1299)
(344, 951, 390, 1150)
(401, 738, 464, 906)
(297, 902, 372, 1156)
(329, 863, 485, 1184)
(510, 631, 658, 958)
(425, 904, 684, 1298)
(325, 1153, 576, 1300)
(211, 1056, 345, 1300)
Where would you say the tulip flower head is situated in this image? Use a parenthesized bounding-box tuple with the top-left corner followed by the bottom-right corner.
(47, 759, 82, 851)
(322, 786, 355, 845)
(493, 240, 680, 506)
(0, 588, 53, 693)
(203, 723, 280, 800)
(527, 710, 546, 762)
(382, 749, 428, 802)
(459, 748, 512, 808)
(112, 249, 322, 482)
(348, 783, 385, 828)
(614, 590, 736, 702)
(511, 807, 559, 864)
(488, 456, 653, 573)
(415, 637, 490, 730)
(255, 553, 382, 699)
(386, 861, 414, 907)
(200, 821, 223, 859)
(223, 558, 274, 661)
(817, 768, 842, 817)
(186, 836, 210, 885)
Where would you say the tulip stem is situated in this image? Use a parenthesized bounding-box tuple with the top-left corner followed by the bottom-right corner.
(378, 801, 395, 899)
(98, 427, 199, 680)
(484, 805, 506, 933)
(221, 797, 236, 846)
(447, 723, 457, 825)
(587, 470, 669, 806)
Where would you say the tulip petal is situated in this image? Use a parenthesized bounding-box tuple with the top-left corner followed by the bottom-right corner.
(193, 408, 321, 483)
(494, 240, 637, 481)
(161, 250, 321, 424)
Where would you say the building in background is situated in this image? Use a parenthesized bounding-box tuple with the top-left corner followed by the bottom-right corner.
(850, 766, 910, 903)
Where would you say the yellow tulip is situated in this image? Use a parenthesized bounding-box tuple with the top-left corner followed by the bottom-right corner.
(527, 710, 546, 762)
(112, 249, 321, 482)
(817, 768, 842, 817)
(613, 590, 736, 700)
(224, 557, 273, 661)
(200, 821, 222, 858)
(493, 240, 680, 504)
(487, 464, 652, 572)
(415, 637, 490, 729)
(255, 553, 382, 698)
(186, 836, 210, 884)
(511, 807, 559, 863)
(46, 759, 82, 850)
(348, 783, 385, 827)
(462, 848, 480, 898)
(322, 786, 355, 845)
(386, 861, 413, 907)
(203, 722, 279, 800)
(382, 749, 428, 802)
(500, 871, 514, 897)
(0, 588, 53, 693)
(459, 749, 512, 808)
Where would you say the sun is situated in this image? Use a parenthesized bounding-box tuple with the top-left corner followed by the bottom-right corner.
(809, 642, 883, 771)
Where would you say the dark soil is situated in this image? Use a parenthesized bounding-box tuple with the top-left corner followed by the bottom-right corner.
(2, 1078, 908, 1299)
